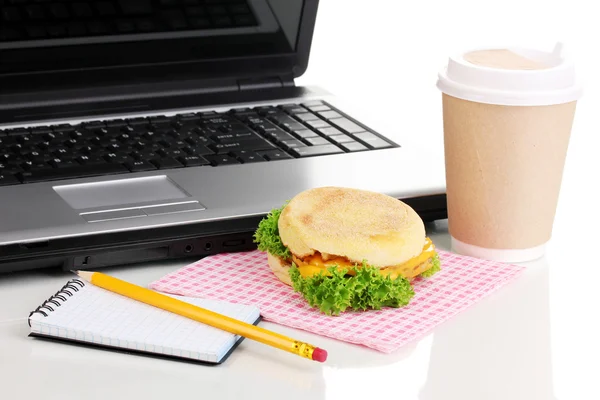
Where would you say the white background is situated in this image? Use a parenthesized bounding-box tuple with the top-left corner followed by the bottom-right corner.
(1, 2, 599, 399)
(299, 1, 600, 399)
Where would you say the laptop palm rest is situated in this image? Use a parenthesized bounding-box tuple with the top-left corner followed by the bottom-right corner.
(53, 176, 205, 222)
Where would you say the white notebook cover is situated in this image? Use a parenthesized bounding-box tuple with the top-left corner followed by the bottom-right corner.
(28, 278, 261, 364)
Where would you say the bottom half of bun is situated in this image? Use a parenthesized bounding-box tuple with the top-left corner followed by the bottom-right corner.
(267, 252, 293, 286)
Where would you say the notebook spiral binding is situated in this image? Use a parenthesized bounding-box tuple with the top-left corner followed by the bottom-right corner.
(28, 278, 86, 327)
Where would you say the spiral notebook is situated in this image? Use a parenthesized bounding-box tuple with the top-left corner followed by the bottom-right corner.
(27, 278, 261, 365)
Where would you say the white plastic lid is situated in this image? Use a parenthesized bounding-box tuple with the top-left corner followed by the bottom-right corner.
(437, 43, 583, 106)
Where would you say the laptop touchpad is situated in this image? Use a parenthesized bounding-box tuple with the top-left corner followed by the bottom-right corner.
(54, 176, 189, 210)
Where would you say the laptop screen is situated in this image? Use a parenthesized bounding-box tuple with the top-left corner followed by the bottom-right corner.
(0, 0, 307, 79)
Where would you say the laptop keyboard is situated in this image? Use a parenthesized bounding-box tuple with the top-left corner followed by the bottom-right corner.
(0, 101, 397, 186)
(0, 0, 257, 42)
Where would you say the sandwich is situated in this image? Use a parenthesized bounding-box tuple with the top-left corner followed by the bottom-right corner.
(253, 186, 441, 315)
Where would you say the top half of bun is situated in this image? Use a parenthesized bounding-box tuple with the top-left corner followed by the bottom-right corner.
(277, 186, 426, 268)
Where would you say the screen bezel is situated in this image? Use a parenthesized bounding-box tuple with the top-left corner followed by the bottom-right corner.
(0, 0, 319, 100)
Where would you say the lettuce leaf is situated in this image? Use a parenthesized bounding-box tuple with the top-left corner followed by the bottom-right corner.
(289, 262, 415, 316)
(419, 252, 441, 278)
(253, 204, 291, 261)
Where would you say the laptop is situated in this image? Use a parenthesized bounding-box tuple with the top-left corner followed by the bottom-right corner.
(0, 0, 446, 274)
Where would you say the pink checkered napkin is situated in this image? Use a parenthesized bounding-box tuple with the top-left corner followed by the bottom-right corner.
(149, 250, 524, 353)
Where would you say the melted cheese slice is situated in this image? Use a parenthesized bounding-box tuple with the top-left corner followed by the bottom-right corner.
(293, 238, 436, 279)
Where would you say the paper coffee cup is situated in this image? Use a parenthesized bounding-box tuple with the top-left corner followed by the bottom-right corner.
(437, 43, 582, 263)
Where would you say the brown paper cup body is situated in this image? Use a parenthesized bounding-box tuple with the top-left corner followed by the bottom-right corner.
(442, 94, 576, 250)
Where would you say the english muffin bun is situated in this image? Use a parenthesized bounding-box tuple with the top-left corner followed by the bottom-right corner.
(277, 186, 426, 268)
(267, 252, 293, 286)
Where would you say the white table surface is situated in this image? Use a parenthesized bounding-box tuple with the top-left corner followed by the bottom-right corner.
(2, 1, 600, 399)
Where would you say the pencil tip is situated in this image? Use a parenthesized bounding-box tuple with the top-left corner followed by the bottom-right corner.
(75, 270, 94, 282)
(70, 270, 79, 275)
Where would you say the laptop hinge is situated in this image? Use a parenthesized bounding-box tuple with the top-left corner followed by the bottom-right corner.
(238, 75, 295, 91)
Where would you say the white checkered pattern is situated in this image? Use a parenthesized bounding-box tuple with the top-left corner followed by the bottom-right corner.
(149, 250, 524, 353)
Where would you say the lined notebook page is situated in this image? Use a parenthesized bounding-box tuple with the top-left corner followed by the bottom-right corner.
(28, 280, 260, 363)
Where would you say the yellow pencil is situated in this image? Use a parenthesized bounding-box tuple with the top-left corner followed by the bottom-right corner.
(74, 270, 327, 363)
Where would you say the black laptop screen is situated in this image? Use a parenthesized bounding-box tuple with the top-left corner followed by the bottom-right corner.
(0, 0, 307, 78)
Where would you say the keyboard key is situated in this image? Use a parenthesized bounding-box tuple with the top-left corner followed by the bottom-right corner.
(56, 160, 79, 169)
(319, 127, 344, 136)
(67, 22, 87, 36)
(21, 161, 49, 172)
(281, 106, 306, 114)
(204, 154, 239, 166)
(96, 2, 116, 16)
(304, 119, 331, 130)
(30, 126, 52, 135)
(283, 121, 308, 132)
(72, 3, 93, 18)
(209, 139, 274, 154)
(26, 26, 46, 39)
(186, 6, 206, 16)
(211, 131, 257, 143)
(119, 0, 153, 15)
(25, 5, 44, 19)
(104, 153, 130, 163)
(203, 115, 236, 125)
(269, 115, 305, 129)
(229, 107, 253, 114)
(130, 150, 157, 161)
(318, 110, 342, 120)
(124, 160, 157, 172)
(185, 144, 213, 155)
(352, 132, 393, 149)
(53, 124, 75, 132)
(150, 158, 183, 169)
(292, 129, 319, 139)
(149, 115, 172, 125)
(82, 121, 107, 130)
(161, 149, 186, 159)
(290, 145, 343, 158)
(340, 141, 368, 152)
(250, 120, 295, 141)
(257, 150, 293, 161)
(234, 14, 256, 26)
(233, 151, 267, 164)
(178, 113, 200, 121)
(280, 139, 306, 150)
(178, 155, 209, 167)
(307, 105, 330, 112)
(0, 174, 20, 186)
(88, 24, 112, 36)
(229, 4, 250, 13)
(5, 128, 29, 136)
(306, 137, 330, 146)
(49, 3, 70, 18)
(19, 164, 128, 183)
(329, 118, 365, 134)
(295, 113, 320, 122)
(116, 20, 136, 33)
(214, 16, 232, 27)
(106, 119, 127, 128)
(127, 117, 148, 126)
(301, 101, 324, 107)
(208, 5, 227, 15)
(76, 155, 104, 165)
(2, 7, 21, 22)
(328, 134, 355, 144)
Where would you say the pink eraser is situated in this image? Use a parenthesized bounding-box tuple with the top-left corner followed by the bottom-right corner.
(312, 347, 328, 362)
